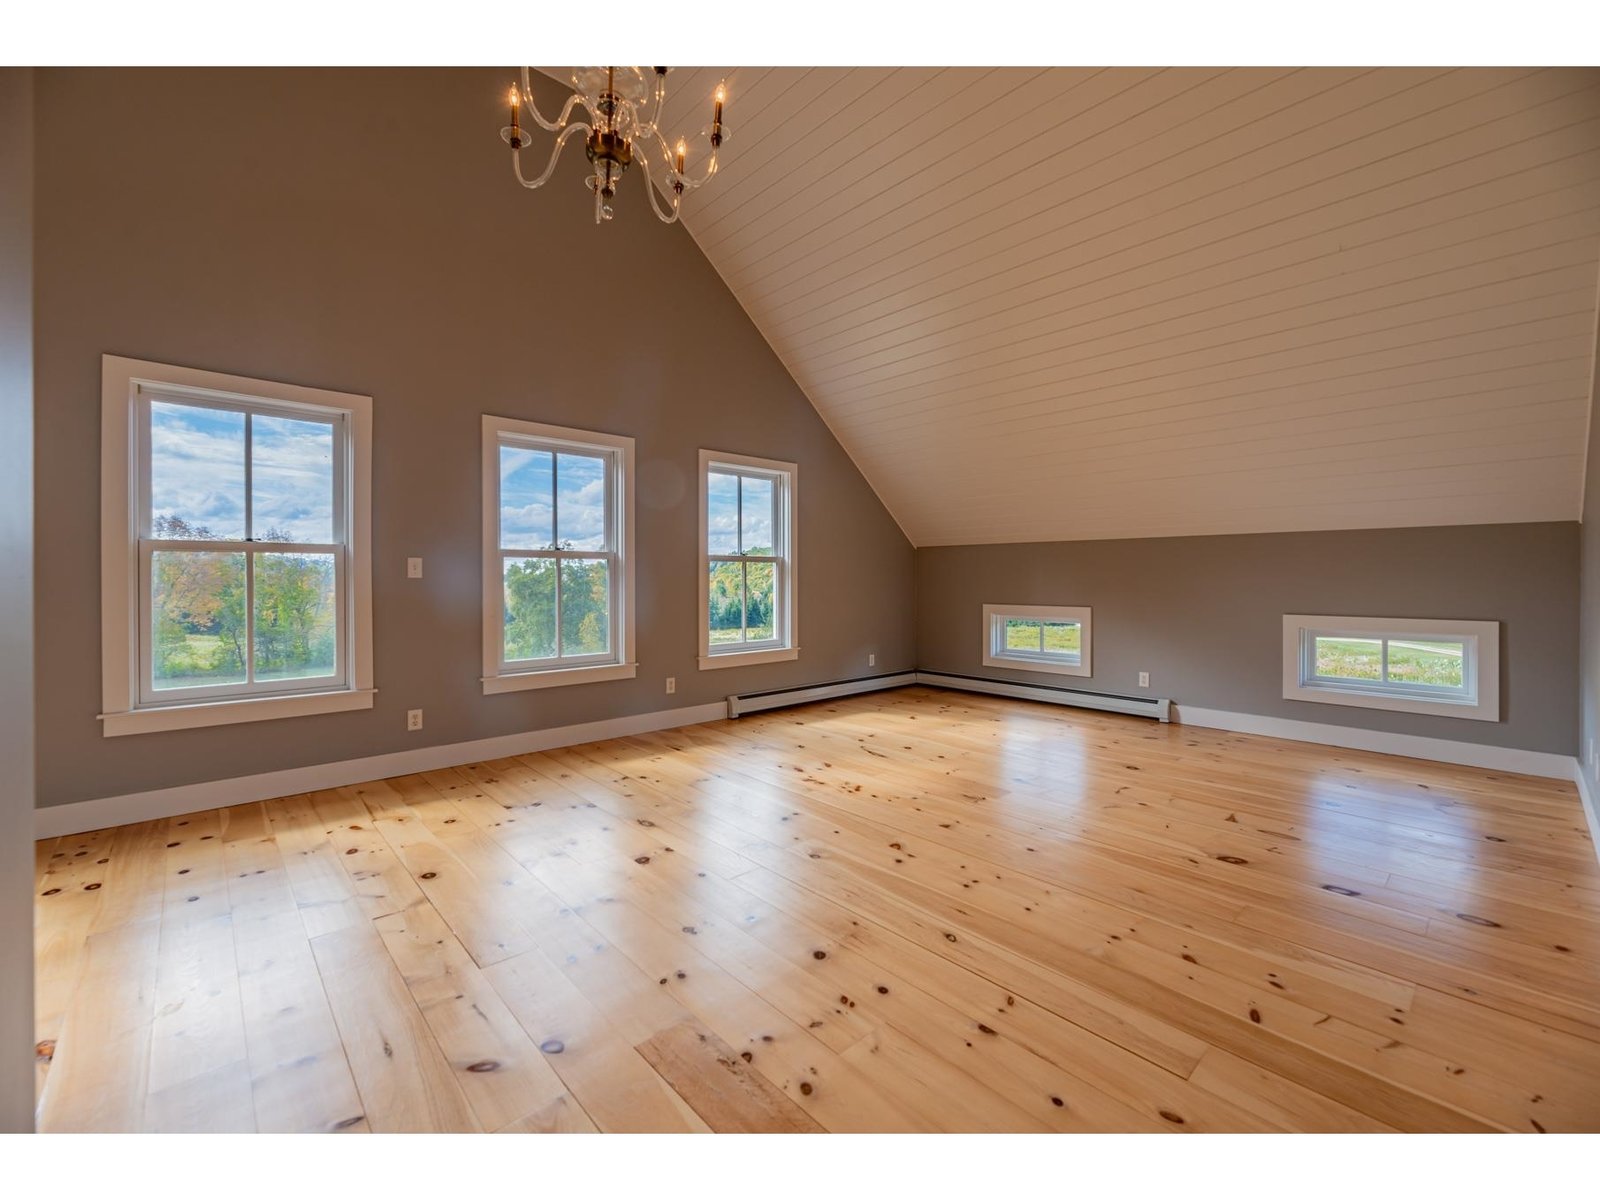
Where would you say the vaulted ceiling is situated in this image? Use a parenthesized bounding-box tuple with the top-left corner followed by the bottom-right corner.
(652, 67, 1600, 545)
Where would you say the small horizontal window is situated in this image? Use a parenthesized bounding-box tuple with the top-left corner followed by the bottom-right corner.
(1282, 615, 1498, 722)
(982, 604, 1092, 677)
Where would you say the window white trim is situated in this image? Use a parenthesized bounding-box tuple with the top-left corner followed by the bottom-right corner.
(981, 603, 1092, 677)
(100, 688, 379, 737)
(481, 662, 638, 694)
(1281, 614, 1499, 722)
(482, 415, 636, 695)
(100, 356, 374, 736)
(698, 448, 798, 670)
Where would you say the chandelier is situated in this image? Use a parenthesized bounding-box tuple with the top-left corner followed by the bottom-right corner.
(500, 67, 728, 225)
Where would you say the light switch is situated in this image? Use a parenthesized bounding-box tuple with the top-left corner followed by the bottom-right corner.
(407, 557, 423, 579)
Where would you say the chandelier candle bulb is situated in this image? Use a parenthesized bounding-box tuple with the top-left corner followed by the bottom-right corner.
(675, 137, 686, 175)
(508, 84, 520, 143)
(712, 82, 725, 147)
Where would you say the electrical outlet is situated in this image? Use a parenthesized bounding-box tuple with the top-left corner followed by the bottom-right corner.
(1138, 671, 1150, 688)
(666, 677, 676, 695)
(407, 557, 423, 579)
(407, 708, 424, 731)
(868, 653, 876, 667)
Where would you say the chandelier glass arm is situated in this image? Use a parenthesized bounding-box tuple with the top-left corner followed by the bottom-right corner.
(635, 71, 668, 139)
(518, 67, 586, 132)
(513, 122, 591, 190)
(637, 155, 684, 225)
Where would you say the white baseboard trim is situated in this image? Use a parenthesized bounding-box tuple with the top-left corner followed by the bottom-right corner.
(727, 672, 917, 717)
(1574, 763, 1600, 868)
(916, 671, 1171, 721)
(1174, 704, 1575, 780)
(35, 686, 1597, 854)
(34, 701, 729, 840)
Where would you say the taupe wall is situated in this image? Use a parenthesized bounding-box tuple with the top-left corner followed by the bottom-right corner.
(916, 523, 1579, 755)
(32, 68, 914, 809)
(1, 68, 38, 1130)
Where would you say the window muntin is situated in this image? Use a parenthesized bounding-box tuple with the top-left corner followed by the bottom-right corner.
(1281, 615, 1498, 721)
(699, 450, 797, 668)
(137, 390, 349, 705)
(981, 605, 1092, 677)
(483, 417, 635, 692)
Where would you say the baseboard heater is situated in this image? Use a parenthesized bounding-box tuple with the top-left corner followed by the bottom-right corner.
(726, 669, 1169, 723)
(913, 670, 1172, 722)
(726, 672, 918, 718)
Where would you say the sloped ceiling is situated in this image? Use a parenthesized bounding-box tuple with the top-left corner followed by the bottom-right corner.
(649, 67, 1600, 545)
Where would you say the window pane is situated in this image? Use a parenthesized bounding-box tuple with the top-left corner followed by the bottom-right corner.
(1386, 638, 1465, 688)
(252, 414, 334, 543)
(740, 475, 775, 554)
(1314, 636, 1382, 681)
(253, 552, 338, 682)
(1042, 620, 1081, 661)
(151, 550, 247, 690)
(746, 560, 776, 641)
(504, 556, 556, 661)
(500, 446, 554, 550)
(149, 401, 246, 540)
(708, 560, 744, 644)
(1004, 619, 1042, 652)
(560, 558, 611, 656)
(556, 452, 607, 551)
(707, 471, 739, 555)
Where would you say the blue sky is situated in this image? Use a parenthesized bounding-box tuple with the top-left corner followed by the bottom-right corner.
(708, 470, 774, 554)
(149, 401, 334, 542)
(501, 448, 607, 550)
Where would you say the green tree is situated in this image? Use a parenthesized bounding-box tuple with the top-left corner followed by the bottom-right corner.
(503, 547, 611, 660)
(150, 516, 333, 686)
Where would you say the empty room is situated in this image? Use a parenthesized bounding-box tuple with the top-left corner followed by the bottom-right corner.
(3, 4, 1600, 1181)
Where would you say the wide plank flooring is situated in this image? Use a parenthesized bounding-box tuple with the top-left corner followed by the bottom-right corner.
(32, 688, 1600, 1132)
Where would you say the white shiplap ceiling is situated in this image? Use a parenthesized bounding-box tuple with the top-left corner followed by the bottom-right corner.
(651, 67, 1600, 545)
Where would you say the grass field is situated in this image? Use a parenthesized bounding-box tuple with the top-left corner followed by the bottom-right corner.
(154, 630, 334, 688)
(153, 632, 243, 689)
(1314, 637, 1463, 688)
(1005, 619, 1081, 656)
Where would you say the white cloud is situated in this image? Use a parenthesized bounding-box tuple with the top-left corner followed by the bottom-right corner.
(150, 405, 334, 542)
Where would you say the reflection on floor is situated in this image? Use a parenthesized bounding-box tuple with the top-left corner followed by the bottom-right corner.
(32, 687, 1600, 1131)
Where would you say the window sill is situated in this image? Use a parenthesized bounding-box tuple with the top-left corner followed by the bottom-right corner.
(100, 687, 376, 737)
(483, 662, 638, 694)
(698, 646, 799, 671)
(1283, 682, 1495, 722)
(981, 653, 1091, 678)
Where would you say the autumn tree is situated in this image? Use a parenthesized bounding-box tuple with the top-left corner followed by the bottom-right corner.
(151, 515, 334, 686)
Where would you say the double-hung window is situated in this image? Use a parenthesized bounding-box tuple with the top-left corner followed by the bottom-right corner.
(981, 604, 1092, 677)
(482, 416, 636, 693)
(100, 356, 374, 736)
(1281, 614, 1499, 721)
(699, 450, 797, 669)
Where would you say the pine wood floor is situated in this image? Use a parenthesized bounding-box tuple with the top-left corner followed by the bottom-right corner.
(31, 687, 1600, 1132)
